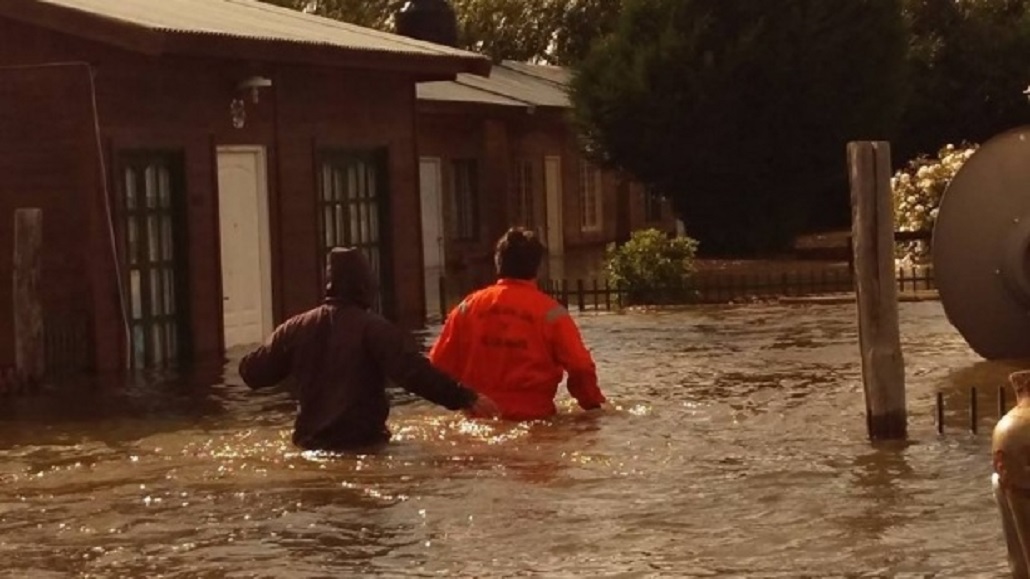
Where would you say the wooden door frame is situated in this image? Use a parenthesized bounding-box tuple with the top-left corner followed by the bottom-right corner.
(114, 149, 191, 369)
(544, 155, 564, 256)
(215, 145, 274, 349)
(419, 156, 445, 320)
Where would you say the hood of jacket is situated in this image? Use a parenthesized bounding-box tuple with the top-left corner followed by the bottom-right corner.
(325, 247, 377, 308)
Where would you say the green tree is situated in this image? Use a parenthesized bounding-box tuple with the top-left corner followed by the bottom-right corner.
(898, 0, 1030, 162)
(258, 0, 620, 65)
(453, 0, 565, 63)
(457, 0, 623, 63)
(259, 0, 396, 29)
(551, 0, 623, 65)
(571, 0, 909, 255)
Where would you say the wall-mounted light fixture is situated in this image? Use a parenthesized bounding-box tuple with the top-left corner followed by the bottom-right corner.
(230, 75, 273, 129)
(1024, 84, 1030, 104)
(237, 75, 273, 104)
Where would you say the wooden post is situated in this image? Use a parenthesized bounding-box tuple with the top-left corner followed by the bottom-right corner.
(13, 208, 44, 385)
(848, 141, 907, 440)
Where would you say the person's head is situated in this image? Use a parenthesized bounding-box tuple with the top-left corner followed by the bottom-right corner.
(494, 227, 546, 280)
(325, 247, 377, 308)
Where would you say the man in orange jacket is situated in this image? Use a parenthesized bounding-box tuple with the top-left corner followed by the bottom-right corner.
(429, 227, 607, 420)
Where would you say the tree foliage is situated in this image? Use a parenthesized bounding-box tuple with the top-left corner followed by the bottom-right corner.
(453, 0, 564, 63)
(259, 0, 396, 30)
(551, 0, 623, 65)
(897, 0, 1030, 161)
(571, 0, 909, 255)
(258, 0, 620, 65)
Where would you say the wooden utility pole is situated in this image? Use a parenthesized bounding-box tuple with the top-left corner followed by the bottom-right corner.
(848, 141, 907, 440)
(13, 208, 44, 385)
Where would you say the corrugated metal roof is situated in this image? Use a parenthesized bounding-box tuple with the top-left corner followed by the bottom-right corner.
(455, 65, 569, 108)
(28, 0, 485, 61)
(419, 61, 571, 108)
(417, 81, 527, 107)
(498, 61, 571, 87)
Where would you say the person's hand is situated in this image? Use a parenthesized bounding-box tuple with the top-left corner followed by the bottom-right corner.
(582, 401, 612, 412)
(465, 393, 501, 419)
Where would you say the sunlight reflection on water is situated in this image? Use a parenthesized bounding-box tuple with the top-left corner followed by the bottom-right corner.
(0, 301, 1019, 577)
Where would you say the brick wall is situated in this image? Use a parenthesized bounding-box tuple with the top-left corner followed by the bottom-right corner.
(0, 18, 430, 369)
(0, 65, 99, 370)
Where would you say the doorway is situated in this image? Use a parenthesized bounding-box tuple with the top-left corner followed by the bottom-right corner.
(216, 146, 273, 350)
(419, 157, 445, 321)
(544, 155, 565, 279)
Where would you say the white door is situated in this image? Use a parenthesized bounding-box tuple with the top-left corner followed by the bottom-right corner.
(217, 146, 273, 349)
(419, 157, 446, 321)
(544, 156, 565, 280)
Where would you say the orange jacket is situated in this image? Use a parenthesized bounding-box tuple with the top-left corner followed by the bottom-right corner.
(429, 279, 606, 420)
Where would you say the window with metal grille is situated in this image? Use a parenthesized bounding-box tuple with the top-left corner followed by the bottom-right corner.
(317, 150, 391, 315)
(119, 152, 189, 369)
(579, 161, 603, 232)
(513, 159, 535, 229)
(450, 159, 479, 241)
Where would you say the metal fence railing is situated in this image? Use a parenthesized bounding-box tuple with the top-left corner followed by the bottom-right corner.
(436, 264, 936, 317)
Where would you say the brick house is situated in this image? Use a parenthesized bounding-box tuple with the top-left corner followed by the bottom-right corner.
(415, 61, 678, 317)
(0, 0, 489, 373)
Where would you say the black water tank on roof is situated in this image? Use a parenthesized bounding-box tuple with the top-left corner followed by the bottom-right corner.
(395, 0, 459, 48)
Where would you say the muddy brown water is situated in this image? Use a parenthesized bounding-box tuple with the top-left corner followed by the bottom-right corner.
(0, 301, 1019, 577)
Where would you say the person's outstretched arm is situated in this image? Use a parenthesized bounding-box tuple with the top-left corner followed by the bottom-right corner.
(549, 309, 606, 410)
(238, 318, 301, 389)
(366, 317, 498, 416)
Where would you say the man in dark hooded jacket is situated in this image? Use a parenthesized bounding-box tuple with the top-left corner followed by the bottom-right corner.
(239, 247, 499, 451)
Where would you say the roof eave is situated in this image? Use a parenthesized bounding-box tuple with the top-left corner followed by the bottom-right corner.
(0, 0, 165, 55)
(0, 0, 491, 77)
(417, 99, 527, 115)
(162, 33, 490, 78)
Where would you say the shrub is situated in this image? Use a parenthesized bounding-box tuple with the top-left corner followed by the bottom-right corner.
(891, 143, 978, 265)
(605, 228, 699, 305)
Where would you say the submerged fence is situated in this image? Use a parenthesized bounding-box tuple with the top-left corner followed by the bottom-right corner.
(936, 385, 1015, 436)
(1, 310, 92, 395)
(438, 264, 936, 318)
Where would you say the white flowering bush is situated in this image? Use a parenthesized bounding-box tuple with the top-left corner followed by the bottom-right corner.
(892, 143, 978, 265)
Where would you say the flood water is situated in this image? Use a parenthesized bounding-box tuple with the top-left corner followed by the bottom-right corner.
(0, 301, 1020, 577)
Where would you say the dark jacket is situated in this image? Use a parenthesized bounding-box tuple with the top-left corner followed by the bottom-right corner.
(239, 247, 478, 451)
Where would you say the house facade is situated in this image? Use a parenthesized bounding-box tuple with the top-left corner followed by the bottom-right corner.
(415, 61, 678, 317)
(0, 0, 489, 374)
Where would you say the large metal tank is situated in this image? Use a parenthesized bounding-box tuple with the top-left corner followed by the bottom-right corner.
(933, 126, 1030, 360)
